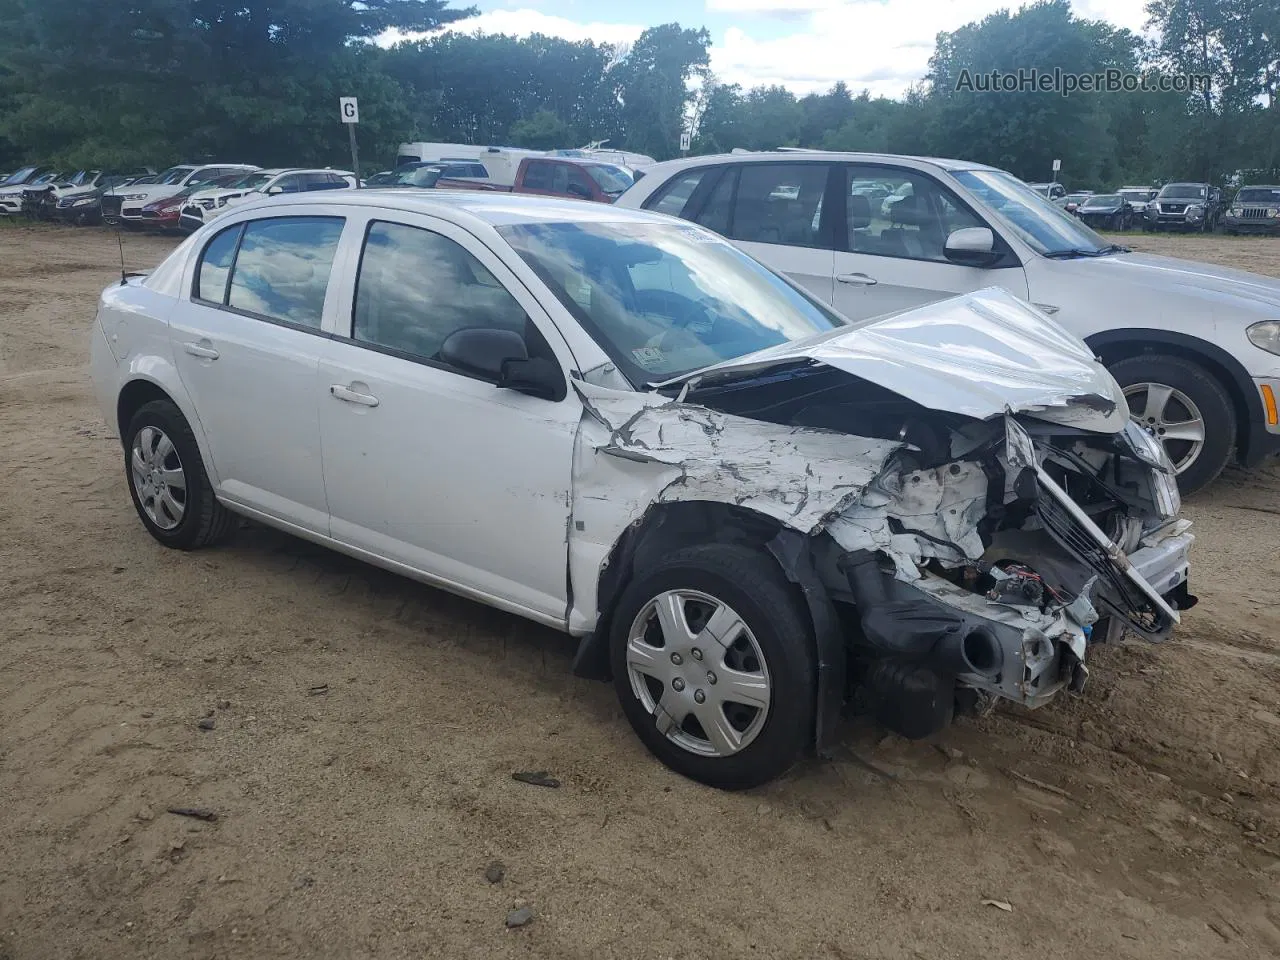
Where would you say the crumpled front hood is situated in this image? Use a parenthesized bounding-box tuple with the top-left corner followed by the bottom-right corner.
(669, 287, 1128, 432)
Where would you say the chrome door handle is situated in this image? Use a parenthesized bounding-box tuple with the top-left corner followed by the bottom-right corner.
(330, 384, 379, 407)
(183, 340, 220, 359)
(836, 273, 878, 286)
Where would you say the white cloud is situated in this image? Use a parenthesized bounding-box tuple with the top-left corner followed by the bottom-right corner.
(383, 2, 1161, 100)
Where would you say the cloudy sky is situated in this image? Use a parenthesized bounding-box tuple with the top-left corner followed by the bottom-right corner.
(394, 0, 1152, 98)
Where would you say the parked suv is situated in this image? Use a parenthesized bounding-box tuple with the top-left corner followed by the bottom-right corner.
(617, 151, 1280, 493)
(89, 191, 1192, 788)
(1117, 186, 1158, 217)
(1224, 185, 1280, 236)
(1144, 181, 1223, 232)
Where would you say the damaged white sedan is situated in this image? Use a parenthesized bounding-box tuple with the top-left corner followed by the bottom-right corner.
(90, 192, 1195, 789)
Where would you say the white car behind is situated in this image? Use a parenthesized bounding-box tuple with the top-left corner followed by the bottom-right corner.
(179, 168, 355, 232)
(618, 151, 1280, 493)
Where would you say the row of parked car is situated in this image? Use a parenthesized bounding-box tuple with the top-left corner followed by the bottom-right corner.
(0, 147, 641, 232)
(1031, 180, 1280, 233)
(0, 163, 358, 229)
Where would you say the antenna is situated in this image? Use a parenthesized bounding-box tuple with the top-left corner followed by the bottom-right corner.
(109, 181, 127, 285)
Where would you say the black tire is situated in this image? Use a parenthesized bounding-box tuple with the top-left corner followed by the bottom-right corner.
(1108, 354, 1236, 496)
(609, 543, 816, 790)
(124, 399, 234, 550)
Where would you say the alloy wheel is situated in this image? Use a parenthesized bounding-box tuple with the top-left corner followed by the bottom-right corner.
(130, 425, 187, 530)
(1122, 381, 1206, 474)
(624, 589, 772, 758)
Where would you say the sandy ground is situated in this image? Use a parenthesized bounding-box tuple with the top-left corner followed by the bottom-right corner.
(2, 224, 1280, 960)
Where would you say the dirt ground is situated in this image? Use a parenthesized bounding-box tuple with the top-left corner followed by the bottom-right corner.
(2, 224, 1279, 960)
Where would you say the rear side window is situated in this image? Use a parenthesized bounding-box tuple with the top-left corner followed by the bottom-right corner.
(645, 169, 707, 217)
(523, 161, 554, 191)
(352, 221, 529, 367)
(196, 225, 240, 302)
(730, 163, 830, 248)
(194, 216, 344, 330)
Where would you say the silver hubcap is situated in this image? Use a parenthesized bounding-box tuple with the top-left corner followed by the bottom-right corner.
(130, 426, 187, 530)
(1122, 382, 1206, 474)
(625, 589, 771, 758)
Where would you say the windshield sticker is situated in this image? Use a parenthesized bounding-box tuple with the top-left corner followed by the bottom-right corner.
(631, 346, 667, 370)
(678, 227, 721, 244)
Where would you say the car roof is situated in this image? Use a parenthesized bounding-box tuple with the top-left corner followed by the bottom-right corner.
(241, 189, 673, 228)
(639, 150, 1004, 176)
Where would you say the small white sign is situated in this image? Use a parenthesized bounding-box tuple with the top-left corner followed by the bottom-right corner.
(1051, 157, 1061, 172)
(340, 97, 359, 124)
(679, 131, 692, 152)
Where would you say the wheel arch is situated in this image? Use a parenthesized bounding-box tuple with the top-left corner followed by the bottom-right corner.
(1087, 328, 1261, 464)
(571, 499, 847, 754)
(115, 371, 220, 486)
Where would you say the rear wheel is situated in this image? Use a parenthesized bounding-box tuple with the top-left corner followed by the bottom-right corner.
(1109, 354, 1235, 495)
(610, 544, 815, 790)
(124, 399, 233, 549)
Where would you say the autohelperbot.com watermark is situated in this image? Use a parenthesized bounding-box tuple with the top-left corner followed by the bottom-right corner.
(955, 67, 1211, 97)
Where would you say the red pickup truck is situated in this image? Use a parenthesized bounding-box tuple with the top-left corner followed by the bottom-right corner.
(438, 156, 634, 203)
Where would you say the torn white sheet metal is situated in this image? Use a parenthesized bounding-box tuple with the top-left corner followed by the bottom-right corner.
(824, 460, 990, 579)
(660, 287, 1129, 433)
(578, 384, 903, 533)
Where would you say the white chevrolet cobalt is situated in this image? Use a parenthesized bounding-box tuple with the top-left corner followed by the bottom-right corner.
(91, 191, 1194, 788)
(618, 151, 1280, 493)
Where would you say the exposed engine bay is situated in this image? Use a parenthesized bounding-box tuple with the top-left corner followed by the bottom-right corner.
(569, 288, 1196, 746)
(678, 364, 1194, 740)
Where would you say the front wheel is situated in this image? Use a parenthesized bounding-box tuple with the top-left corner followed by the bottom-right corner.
(1109, 354, 1236, 495)
(610, 544, 815, 790)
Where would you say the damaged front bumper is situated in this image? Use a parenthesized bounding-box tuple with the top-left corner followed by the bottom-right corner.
(836, 416, 1193, 737)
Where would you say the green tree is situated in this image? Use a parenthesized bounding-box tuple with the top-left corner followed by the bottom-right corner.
(612, 23, 710, 160)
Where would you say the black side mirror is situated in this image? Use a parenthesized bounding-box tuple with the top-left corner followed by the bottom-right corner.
(438, 327, 565, 400)
(440, 327, 527, 378)
(566, 182, 592, 200)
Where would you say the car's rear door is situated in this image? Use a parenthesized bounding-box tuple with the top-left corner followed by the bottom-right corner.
(644, 162, 837, 305)
(315, 210, 581, 626)
(830, 164, 1028, 320)
(170, 211, 346, 533)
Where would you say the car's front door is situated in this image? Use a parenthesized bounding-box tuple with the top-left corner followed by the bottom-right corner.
(830, 165, 1029, 321)
(316, 213, 580, 625)
(171, 214, 345, 533)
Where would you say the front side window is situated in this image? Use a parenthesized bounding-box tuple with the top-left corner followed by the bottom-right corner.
(845, 166, 983, 261)
(500, 221, 844, 385)
(585, 164, 633, 197)
(352, 221, 530, 365)
(194, 216, 343, 329)
(952, 168, 1113, 257)
(728, 163, 830, 248)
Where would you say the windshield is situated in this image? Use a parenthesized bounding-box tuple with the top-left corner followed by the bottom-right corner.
(1237, 187, 1280, 204)
(1, 166, 37, 185)
(233, 172, 273, 190)
(952, 169, 1111, 256)
(157, 166, 194, 186)
(499, 221, 844, 384)
(392, 165, 443, 188)
(1083, 194, 1121, 207)
(1158, 183, 1206, 200)
(585, 164, 633, 195)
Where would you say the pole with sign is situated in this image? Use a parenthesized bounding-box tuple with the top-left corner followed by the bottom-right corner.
(679, 130, 691, 155)
(340, 97, 361, 187)
(1051, 157, 1061, 184)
